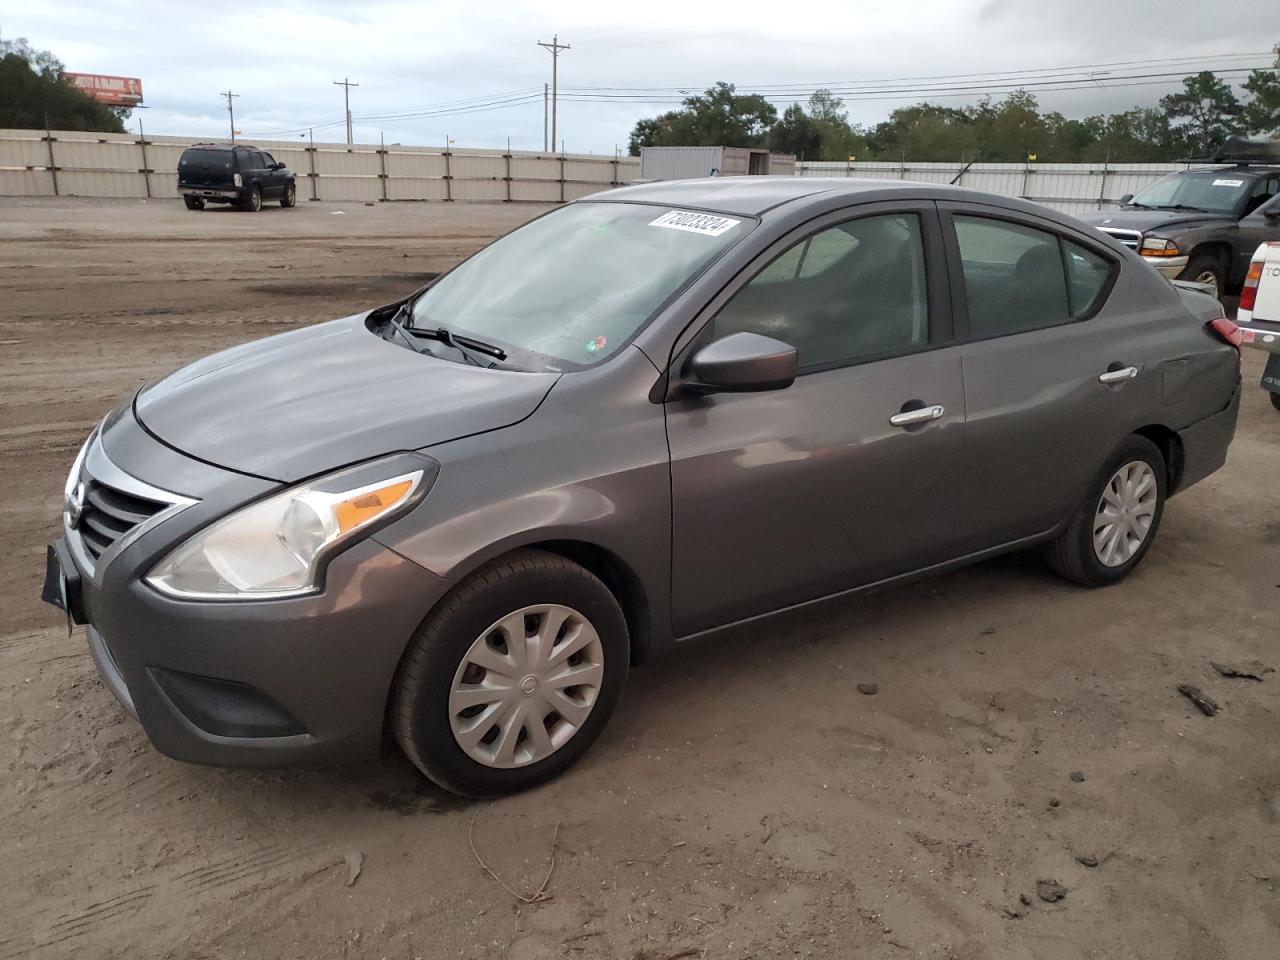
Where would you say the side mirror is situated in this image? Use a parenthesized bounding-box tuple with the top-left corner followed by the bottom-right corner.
(686, 332, 797, 394)
(271, 162, 285, 170)
(1118, 193, 1134, 205)
(1263, 204, 1280, 219)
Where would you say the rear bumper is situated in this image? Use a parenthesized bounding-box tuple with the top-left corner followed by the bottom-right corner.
(1173, 381, 1241, 494)
(180, 186, 240, 200)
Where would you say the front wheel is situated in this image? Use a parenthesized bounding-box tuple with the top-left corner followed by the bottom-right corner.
(280, 182, 296, 208)
(183, 195, 204, 210)
(1044, 435, 1167, 587)
(1270, 391, 1280, 412)
(392, 550, 629, 798)
(1179, 252, 1224, 301)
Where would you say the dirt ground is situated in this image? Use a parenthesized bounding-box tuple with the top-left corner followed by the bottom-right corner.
(1, 196, 1278, 960)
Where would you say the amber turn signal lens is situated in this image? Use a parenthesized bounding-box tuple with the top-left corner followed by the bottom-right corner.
(334, 479, 414, 534)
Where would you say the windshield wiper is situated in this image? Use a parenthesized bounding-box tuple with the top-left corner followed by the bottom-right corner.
(419, 325, 506, 367)
(384, 303, 428, 354)
(1155, 203, 1212, 213)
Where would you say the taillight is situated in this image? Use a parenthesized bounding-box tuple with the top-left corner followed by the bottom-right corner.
(1207, 316, 1243, 369)
(1240, 261, 1263, 313)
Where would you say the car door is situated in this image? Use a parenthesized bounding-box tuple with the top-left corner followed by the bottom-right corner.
(1236, 177, 1280, 283)
(250, 150, 275, 197)
(665, 202, 966, 638)
(260, 151, 284, 198)
(938, 204, 1138, 553)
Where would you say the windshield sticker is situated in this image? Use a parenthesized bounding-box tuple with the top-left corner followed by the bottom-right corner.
(1212, 179, 1244, 187)
(650, 210, 742, 237)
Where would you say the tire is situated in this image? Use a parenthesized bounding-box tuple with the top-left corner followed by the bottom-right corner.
(1178, 252, 1224, 300)
(1270, 391, 1280, 412)
(280, 182, 296, 208)
(183, 195, 204, 210)
(1044, 435, 1167, 587)
(242, 186, 262, 212)
(392, 549, 629, 798)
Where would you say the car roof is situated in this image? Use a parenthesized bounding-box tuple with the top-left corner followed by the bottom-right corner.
(1179, 165, 1280, 178)
(595, 176, 1071, 219)
(184, 143, 258, 152)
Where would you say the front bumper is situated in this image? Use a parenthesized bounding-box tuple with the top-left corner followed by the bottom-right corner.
(1146, 254, 1189, 280)
(44, 408, 452, 767)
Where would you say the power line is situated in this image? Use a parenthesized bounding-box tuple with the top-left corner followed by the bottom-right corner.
(537, 34, 570, 153)
(560, 51, 1275, 95)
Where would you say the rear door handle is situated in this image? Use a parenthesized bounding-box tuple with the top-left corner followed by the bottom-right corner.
(889, 404, 945, 427)
(1098, 365, 1139, 384)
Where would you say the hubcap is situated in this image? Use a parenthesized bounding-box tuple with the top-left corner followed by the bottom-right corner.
(1194, 270, 1219, 297)
(448, 604, 604, 769)
(1093, 460, 1158, 567)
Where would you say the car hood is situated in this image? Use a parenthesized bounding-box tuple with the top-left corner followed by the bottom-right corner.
(1078, 208, 1232, 234)
(135, 314, 559, 483)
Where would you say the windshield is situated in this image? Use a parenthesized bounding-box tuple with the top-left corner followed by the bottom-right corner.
(408, 202, 750, 369)
(1129, 172, 1251, 214)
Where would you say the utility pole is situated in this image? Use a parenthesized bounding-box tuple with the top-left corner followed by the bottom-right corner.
(543, 82, 549, 153)
(220, 90, 238, 141)
(537, 34, 569, 156)
(333, 77, 359, 145)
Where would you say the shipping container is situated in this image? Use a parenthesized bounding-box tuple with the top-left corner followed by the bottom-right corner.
(640, 146, 796, 180)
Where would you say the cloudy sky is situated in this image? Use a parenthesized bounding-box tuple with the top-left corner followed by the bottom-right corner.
(4, 0, 1276, 152)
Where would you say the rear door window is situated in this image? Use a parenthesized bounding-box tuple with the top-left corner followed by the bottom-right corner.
(954, 216, 1069, 337)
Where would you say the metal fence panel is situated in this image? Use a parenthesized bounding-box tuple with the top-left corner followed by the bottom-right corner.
(796, 159, 1211, 214)
(0, 128, 642, 204)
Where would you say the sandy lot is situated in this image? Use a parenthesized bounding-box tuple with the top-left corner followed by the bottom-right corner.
(1, 197, 1278, 960)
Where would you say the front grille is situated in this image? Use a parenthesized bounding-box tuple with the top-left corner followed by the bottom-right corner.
(77, 478, 167, 562)
(1099, 228, 1141, 250)
(65, 432, 195, 577)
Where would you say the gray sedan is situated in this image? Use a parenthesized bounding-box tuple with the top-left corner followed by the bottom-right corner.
(44, 178, 1242, 797)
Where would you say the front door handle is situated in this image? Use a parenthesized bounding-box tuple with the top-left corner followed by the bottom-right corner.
(1098, 365, 1139, 384)
(889, 404, 945, 427)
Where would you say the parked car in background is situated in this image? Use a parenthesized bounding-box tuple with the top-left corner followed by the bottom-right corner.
(1236, 241, 1280, 411)
(43, 178, 1242, 797)
(176, 143, 296, 212)
(1078, 138, 1280, 300)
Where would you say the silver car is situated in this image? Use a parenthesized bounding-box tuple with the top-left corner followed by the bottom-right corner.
(43, 178, 1242, 797)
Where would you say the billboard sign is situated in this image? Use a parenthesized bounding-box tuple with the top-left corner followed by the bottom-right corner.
(65, 73, 144, 107)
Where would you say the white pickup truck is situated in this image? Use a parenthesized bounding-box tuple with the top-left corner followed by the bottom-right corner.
(1237, 241, 1280, 410)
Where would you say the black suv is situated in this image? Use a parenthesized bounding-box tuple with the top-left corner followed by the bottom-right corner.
(1078, 138, 1280, 300)
(177, 143, 297, 212)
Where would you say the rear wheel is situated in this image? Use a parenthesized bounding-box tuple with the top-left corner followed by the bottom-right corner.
(1179, 252, 1224, 300)
(1044, 435, 1166, 587)
(183, 195, 204, 210)
(392, 550, 629, 798)
(1270, 391, 1280, 412)
(242, 186, 262, 212)
(280, 182, 296, 208)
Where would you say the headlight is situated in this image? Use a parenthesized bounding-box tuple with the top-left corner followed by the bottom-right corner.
(1140, 237, 1181, 257)
(146, 454, 435, 600)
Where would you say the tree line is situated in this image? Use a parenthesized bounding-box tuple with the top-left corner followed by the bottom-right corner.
(0, 35, 129, 133)
(628, 64, 1280, 163)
